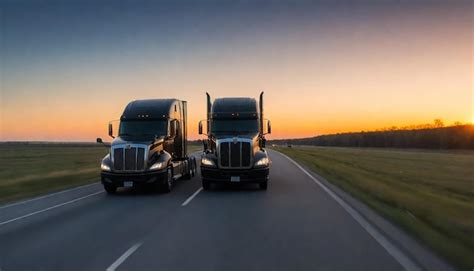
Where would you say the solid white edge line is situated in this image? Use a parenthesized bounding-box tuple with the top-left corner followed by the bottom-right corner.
(0, 191, 104, 227)
(276, 151, 422, 271)
(0, 182, 100, 210)
(181, 187, 203, 206)
(106, 242, 142, 271)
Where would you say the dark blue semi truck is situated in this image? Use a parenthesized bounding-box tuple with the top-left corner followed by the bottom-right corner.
(199, 92, 271, 190)
(97, 99, 196, 194)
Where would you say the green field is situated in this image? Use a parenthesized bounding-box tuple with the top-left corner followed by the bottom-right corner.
(0, 143, 203, 205)
(274, 146, 474, 270)
(0, 144, 108, 204)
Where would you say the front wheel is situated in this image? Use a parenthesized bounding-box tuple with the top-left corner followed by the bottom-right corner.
(104, 184, 117, 194)
(161, 168, 173, 193)
(259, 182, 268, 190)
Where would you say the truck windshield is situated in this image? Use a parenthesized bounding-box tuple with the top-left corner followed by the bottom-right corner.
(119, 120, 167, 138)
(211, 119, 259, 134)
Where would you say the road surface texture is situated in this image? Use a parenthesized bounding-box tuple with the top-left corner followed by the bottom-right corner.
(0, 151, 453, 271)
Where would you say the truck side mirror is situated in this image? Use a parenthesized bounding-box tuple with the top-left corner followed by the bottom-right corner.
(96, 138, 103, 144)
(169, 121, 174, 138)
(108, 123, 115, 138)
(267, 120, 272, 134)
(174, 121, 179, 137)
(168, 120, 178, 138)
(198, 121, 203, 135)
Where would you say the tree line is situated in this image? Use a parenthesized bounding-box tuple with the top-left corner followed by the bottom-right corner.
(270, 124, 474, 150)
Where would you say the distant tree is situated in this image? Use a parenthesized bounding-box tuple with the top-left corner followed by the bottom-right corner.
(434, 119, 444, 128)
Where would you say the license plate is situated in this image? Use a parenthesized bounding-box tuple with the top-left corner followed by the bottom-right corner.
(123, 181, 133, 188)
(230, 176, 240, 182)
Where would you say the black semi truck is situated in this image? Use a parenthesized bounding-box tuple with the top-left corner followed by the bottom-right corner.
(199, 92, 271, 190)
(97, 99, 196, 194)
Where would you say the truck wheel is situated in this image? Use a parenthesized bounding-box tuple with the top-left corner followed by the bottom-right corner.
(202, 179, 211, 190)
(161, 168, 173, 193)
(183, 159, 193, 180)
(259, 182, 268, 190)
(104, 184, 117, 194)
(192, 157, 197, 177)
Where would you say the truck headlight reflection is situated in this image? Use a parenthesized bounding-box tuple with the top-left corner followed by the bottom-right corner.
(201, 157, 216, 167)
(101, 163, 111, 171)
(254, 157, 269, 167)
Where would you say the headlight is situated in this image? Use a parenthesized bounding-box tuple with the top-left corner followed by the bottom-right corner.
(101, 163, 111, 171)
(150, 162, 166, 171)
(201, 157, 216, 167)
(254, 157, 270, 167)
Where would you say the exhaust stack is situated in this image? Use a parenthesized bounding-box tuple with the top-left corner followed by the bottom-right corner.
(206, 92, 212, 134)
(259, 91, 264, 133)
(206, 92, 212, 119)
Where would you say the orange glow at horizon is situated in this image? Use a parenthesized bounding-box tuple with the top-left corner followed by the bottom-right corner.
(2, 95, 472, 142)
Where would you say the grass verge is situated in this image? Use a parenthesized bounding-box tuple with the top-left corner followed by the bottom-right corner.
(274, 146, 474, 270)
(0, 144, 108, 205)
(0, 143, 203, 205)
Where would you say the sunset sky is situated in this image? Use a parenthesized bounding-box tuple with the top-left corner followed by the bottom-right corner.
(0, 0, 472, 141)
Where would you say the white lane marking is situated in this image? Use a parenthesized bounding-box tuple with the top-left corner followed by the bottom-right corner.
(181, 187, 203, 206)
(0, 182, 100, 210)
(0, 191, 104, 227)
(106, 242, 142, 271)
(276, 151, 422, 271)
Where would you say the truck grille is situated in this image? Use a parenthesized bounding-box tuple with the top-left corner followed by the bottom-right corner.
(219, 140, 252, 168)
(113, 146, 146, 171)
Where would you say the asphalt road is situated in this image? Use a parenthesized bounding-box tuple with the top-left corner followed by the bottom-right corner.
(0, 150, 423, 271)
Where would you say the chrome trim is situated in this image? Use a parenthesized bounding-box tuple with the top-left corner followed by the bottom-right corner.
(110, 143, 149, 172)
(239, 142, 242, 167)
(216, 138, 253, 169)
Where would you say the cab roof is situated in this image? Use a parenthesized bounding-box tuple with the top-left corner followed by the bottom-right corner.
(211, 97, 259, 119)
(121, 99, 179, 120)
(212, 98, 258, 113)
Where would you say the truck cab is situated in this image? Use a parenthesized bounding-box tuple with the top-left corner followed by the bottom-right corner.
(97, 99, 196, 194)
(199, 92, 271, 190)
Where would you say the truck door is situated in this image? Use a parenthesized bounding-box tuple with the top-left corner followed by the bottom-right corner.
(165, 119, 178, 157)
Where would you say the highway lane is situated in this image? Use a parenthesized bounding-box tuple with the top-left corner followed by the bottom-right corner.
(0, 150, 415, 270)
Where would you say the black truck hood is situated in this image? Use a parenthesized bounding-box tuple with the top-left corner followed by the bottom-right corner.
(212, 132, 259, 140)
(111, 136, 165, 147)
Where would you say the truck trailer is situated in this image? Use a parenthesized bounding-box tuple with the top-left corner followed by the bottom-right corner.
(199, 92, 271, 190)
(97, 99, 197, 194)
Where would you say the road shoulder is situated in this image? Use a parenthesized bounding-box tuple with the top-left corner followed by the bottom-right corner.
(271, 150, 456, 271)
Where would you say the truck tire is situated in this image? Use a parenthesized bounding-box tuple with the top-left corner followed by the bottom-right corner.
(202, 179, 211, 190)
(192, 157, 197, 177)
(183, 159, 193, 180)
(104, 184, 117, 194)
(161, 168, 173, 193)
(259, 182, 268, 190)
